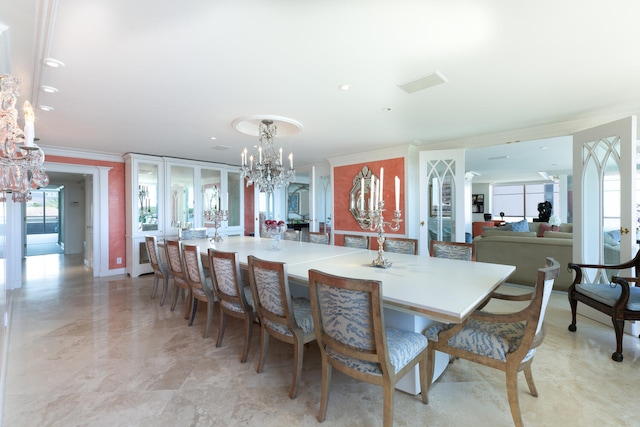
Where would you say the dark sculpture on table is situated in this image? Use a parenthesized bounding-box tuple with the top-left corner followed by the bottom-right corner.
(537, 201, 552, 222)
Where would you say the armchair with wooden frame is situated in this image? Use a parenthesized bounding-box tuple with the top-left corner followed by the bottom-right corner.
(429, 240, 476, 261)
(424, 258, 560, 427)
(568, 249, 640, 362)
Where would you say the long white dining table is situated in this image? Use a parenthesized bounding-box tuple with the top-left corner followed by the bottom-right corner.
(174, 235, 515, 395)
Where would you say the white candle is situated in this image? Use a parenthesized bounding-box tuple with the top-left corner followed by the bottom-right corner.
(23, 101, 35, 147)
(279, 147, 283, 164)
(373, 178, 378, 210)
(360, 177, 364, 210)
(379, 167, 384, 202)
(369, 176, 375, 210)
(250, 155, 253, 169)
(258, 146, 262, 163)
(289, 153, 293, 169)
(395, 176, 400, 211)
(241, 152, 245, 166)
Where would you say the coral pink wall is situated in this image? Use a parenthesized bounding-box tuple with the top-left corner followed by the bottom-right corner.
(47, 155, 125, 271)
(333, 157, 405, 249)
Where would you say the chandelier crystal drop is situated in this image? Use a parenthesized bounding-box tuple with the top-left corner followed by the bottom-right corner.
(240, 119, 295, 194)
(0, 75, 49, 202)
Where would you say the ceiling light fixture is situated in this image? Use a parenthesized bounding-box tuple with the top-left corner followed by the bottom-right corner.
(339, 84, 351, 91)
(39, 105, 54, 111)
(41, 86, 59, 93)
(240, 119, 295, 194)
(0, 75, 50, 202)
(43, 58, 65, 68)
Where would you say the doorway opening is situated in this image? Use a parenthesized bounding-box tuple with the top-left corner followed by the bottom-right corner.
(25, 187, 64, 256)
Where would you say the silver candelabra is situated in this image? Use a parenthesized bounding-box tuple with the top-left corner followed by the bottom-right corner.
(356, 199, 402, 268)
(204, 209, 228, 242)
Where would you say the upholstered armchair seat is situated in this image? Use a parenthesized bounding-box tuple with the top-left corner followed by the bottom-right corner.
(327, 327, 427, 375)
(425, 319, 535, 363)
(575, 283, 640, 311)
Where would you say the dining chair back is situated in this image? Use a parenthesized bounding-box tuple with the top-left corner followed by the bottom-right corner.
(208, 249, 256, 362)
(308, 269, 428, 426)
(343, 234, 369, 249)
(430, 240, 476, 261)
(383, 237, 418, 255)
(179, 227, 207, 240)
(283, 230, 300, 241)
(424, 258, 560, 427)
(144, 235, 171, 306)
(182, 243, 216, 338)
(309, 232, 330, 245)
(164, 239, 192, 320)
(247, 255, 316, 399)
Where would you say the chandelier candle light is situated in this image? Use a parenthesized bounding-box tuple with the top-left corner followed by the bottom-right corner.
(0, 75, 49, 202)
(240, 119, 295, 193)
(355, 167, 402, 268)
(204, 189, 229, 242)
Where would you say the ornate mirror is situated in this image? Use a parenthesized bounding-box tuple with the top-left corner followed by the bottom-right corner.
(349, 165, 377, 225)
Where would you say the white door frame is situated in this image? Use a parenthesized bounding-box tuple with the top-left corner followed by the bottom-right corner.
(44, 163, 111, 277)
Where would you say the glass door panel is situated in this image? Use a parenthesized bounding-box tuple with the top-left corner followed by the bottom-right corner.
(170, 165, 194, 229)
(228, 172, 241, 227)
(138, 162, 158, 231)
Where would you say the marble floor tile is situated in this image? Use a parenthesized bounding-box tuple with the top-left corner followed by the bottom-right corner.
(3, 254, 640, 426)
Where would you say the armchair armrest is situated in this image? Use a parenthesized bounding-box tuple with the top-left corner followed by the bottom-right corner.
(490, 291, 534, 302)
(568, 249, 640, 286)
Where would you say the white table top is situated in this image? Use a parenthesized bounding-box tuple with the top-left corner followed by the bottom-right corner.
(177, 236, 515, 324)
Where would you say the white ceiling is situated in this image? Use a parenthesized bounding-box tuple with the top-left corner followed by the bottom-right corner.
(2, 1, 639, 183)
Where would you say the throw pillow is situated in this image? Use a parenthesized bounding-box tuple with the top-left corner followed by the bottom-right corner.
(511, 219, 530, 232)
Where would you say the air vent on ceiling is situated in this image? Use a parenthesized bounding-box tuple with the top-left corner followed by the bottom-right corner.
(212, 145, 231, 151)
(398, 71, 448, 94)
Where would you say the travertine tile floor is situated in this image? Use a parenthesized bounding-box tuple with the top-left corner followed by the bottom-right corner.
(3, 254, 640, 426)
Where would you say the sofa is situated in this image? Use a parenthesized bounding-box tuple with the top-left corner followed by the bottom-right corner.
(473, 222, 575, 291)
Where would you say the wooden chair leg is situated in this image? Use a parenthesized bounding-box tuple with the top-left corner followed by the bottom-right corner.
(382, 377, 394, 427)
(289, 339, 304, 399)
(240, 314, 253, 363)
(188, 298, 198, 325)
(612, 319, 625, 362)
(506, 368, 524, 427)
(425, 345, 435, 403)
(216, 310, 226, 347)
(159, 275, 169, 306)
(317, 356, 332, 422)
(151, 276, 159, 299)
(183, 290, 192, 320)
(170, 285, 179, 311)
(203, 300, 214, 338)
(419, 355, 428, 404)
(523, 365, 538, 397)
(256, 327, 269, 374)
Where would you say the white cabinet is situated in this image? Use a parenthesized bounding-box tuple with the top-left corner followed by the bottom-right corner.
(125, 154, 245, 276)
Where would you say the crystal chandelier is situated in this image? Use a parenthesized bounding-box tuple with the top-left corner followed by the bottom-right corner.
(0, 75, 49, 202)
(240, 119, 295, 193)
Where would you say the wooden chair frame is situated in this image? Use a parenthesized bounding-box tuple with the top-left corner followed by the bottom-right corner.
(164, 239, 192, 320)
(208, 249, 257, 363)
(308, 269, 427, 426)
(383, 237, 418, 255)
(567, 249, 640, 362)
(425, 258, 560, 427)
(429, 240, 476, 261)
(144, 235, 171, 306)
(343, 234, 370, 249)
(247, 255, 316, 399)
(182, 244, 217, 338)
(309, 231, 330, 245)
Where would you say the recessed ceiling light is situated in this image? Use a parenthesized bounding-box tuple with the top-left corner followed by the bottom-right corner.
(210, 136, 216, 140)
(540, 146, 548, 150)
(43, 58, 65, 68)
(42, 86, 59, 93)
(39, 105, 54, 111)
(382, 107, 392, 112)
(339, 84, 351, 91)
